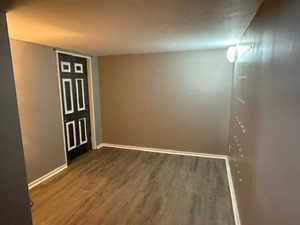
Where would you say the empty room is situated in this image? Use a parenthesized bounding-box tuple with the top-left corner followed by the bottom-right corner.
(1, 0, 300, 225)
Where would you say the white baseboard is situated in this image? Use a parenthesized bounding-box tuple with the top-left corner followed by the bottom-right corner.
(225, 158, 241, 225)
(96, 143, 105, 150)
(97, 142, 240, 225)
(28, 164, 68, 190)
(97, 143, 228, 159)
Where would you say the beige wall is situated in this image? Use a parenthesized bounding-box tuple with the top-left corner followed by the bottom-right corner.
(99, 49, 233, 155)
(10, 40, 66, 183)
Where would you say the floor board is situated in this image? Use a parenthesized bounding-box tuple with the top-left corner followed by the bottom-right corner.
(30, 147, 235, 225)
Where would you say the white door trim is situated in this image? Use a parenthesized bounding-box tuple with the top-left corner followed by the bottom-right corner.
(56, 53, 68, 164)
(56, 50, 91, 59)
(87, 57, 97, 150)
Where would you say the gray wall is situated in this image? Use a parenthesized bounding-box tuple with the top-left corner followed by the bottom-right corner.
(0, 13, 32, 225)
(229, 0, 300, 224)
(10, 40, 66, 183)
(10, 40, 103, 183)
(99, 49, 233, 155)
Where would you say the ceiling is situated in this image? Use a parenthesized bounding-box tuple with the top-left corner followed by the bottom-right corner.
(4, 0, 263, 56)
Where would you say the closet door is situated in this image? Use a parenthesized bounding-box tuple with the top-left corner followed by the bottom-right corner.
(58, 53, 91, 162)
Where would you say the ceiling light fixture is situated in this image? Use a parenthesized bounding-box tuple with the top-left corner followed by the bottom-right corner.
(226, 46, 237, 63)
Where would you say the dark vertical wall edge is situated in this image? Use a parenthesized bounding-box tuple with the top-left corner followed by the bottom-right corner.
(0, 12, 32, 225)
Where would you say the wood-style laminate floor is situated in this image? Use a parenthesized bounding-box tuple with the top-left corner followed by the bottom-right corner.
(30, 147, 235, 225)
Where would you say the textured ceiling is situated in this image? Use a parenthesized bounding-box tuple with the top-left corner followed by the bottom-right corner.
(4, 0, 263, 56)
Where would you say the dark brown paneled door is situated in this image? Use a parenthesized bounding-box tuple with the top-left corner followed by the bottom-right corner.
(58, 53, 91, 163)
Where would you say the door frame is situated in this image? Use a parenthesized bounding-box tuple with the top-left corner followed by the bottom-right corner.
(55, 50, 97, 164)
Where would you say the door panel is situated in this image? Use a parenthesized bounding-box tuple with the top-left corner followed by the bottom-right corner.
(62, 79, 74, 114)
(78, 118, 87, 145)
(58, 53, 91, 162)
(75, 78, 85, 111)
(66, 120, 76, 151)
(61, 61, 71, 72)
(74, 63, 83, 73)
